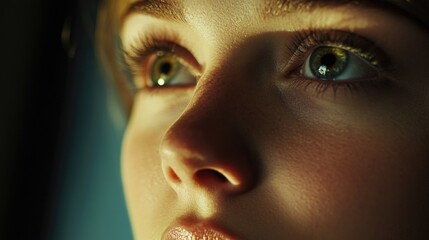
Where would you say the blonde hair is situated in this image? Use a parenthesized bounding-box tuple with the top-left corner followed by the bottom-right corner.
(96, 0, 133, 115)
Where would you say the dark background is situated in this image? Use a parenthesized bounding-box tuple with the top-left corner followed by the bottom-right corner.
(1, 1, 131, 239)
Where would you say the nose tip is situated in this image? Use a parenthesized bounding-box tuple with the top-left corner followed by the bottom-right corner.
(160, 124, 258, 196)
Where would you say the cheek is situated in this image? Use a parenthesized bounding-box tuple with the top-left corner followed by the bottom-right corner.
(266, 119, 429, 238)
(122, 126, 165, 205)
(120, 92, 191, 239)
(249, 87, 429, 237)
(121, 127, 172, 239)
(121, 89, 194, 192)
(121, 100, 169, 207)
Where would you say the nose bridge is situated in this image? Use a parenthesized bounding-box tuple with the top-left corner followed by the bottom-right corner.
(190, 64, 240, 117)
(159, 65, 259, 196)
(166, 59, 247, 154)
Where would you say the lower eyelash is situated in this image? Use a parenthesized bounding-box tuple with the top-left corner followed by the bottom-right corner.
(288, 74, 393, 96)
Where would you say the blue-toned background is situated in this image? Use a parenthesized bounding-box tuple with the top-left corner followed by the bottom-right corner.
(51, 39, 132, 240)
(49, 7, 133, 240)
(1, 1, 134, 239)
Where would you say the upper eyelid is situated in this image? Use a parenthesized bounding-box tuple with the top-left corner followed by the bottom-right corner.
(286, 30, 390, 65)
(123, 41, 174, 69)
(302, 30, 387, 65)
(123, 29, 181, 62)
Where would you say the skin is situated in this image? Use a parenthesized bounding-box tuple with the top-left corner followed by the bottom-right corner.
(115, 0, 429, 239)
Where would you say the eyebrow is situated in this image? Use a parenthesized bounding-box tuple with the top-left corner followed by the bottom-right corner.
(124, 0, 429, 29)
(124, 0, 185, 23)
(262, 0, 429, 28)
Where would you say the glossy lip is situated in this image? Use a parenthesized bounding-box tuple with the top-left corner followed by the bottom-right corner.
(162, 217, 241, 240)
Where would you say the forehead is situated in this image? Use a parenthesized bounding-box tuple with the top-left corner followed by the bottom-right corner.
(117, 0, 429, 31)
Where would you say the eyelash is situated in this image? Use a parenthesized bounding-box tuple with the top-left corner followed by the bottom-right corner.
(123, 29, 394, 95)
(285, 30, 394, 95)
(123, 30, 180, 87)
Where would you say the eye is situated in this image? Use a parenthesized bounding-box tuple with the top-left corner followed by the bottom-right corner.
(302, 46, 378, 81)
(146, 51, 196, 87)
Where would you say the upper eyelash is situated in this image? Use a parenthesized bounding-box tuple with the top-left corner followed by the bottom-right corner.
(283, 30, 395, 95)
(122, 28, 206, 92)
(122, 30, 181, 78)
(286, 30, 390, 71)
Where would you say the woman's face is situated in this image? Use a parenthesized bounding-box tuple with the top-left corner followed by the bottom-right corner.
(117, 0, 429, 239)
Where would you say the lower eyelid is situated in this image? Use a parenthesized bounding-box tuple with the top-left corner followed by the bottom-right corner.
(135, 83, 195, 94)
(285, 70, 394, 96)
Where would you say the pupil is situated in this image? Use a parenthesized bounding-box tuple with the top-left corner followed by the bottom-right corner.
(320, 53, 337, 67)
(160, 62, 172, 75)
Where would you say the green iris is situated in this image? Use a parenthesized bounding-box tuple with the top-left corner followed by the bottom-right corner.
(309, 47, 349, 80)
(150, 52, 181, 87)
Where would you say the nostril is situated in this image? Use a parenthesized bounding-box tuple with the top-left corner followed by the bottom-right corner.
(194, 169, 229, 186)
(168, 167, 181, 183)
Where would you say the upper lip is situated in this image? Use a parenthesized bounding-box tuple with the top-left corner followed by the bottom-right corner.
(162, 216, 241, 240)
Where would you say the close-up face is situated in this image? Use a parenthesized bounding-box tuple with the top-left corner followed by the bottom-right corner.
(110, 0, 429, 239)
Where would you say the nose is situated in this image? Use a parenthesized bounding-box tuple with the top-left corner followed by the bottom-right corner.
(160, 77, 259, 196)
